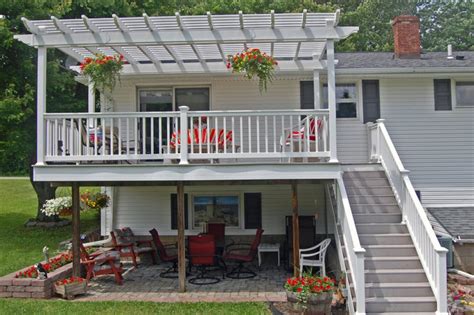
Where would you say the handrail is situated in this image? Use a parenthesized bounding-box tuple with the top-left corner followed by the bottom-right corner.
(368, 119, 448, 315)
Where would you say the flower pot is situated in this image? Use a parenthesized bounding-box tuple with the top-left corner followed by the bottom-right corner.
(54, 281, 87, 300)
(286, 291, 332, 314)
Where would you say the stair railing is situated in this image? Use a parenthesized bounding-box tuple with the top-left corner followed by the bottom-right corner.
(368, 119, 448, 315)
(328, 179, 366, 314)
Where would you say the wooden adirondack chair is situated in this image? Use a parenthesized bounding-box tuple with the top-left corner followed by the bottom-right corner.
(80, 244, 124, 285)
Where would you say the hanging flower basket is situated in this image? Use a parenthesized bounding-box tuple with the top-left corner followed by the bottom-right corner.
(54, 276, 87, 300)
(80, 54, 124, 94)
(227, 48, 278, 93)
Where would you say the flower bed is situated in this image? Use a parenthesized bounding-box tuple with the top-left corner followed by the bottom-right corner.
(54, 276, 87, 300)
(284, 275, 335, 313)
(15, 252, 72, 278)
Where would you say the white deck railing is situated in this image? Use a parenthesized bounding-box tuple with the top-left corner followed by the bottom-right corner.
(368, 119, 448, 315)
(334, 177, 366, 314)
(43, 107, 330, 163)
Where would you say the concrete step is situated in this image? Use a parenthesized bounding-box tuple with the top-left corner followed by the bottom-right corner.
(356, 223, 408, 234)
(344, 178, 390, 188)
(361, 269, 428, 283)
(353, 213, 402, 224)
(349, 195, 398, 205)
(362, 282, 433, 298)
(364, 245, 417, 257)
(364, 296, 436, 313)
(351, 204, 401, 214)
(343, 171, 386, 179)
(346, 186, 393, 196)
(359, 234, 412, 245)
(364, 256, 423, 269)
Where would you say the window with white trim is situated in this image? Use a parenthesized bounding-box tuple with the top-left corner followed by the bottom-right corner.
(322, 83, 358, 118)
(192, 195, 240, 228)
(455, 81, 474, 107)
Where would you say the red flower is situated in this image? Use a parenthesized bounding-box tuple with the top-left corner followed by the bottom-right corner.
(226, 62, 231, 69)
(297, 287, 303, 292)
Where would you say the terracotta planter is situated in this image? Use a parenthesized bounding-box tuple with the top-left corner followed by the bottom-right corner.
(286, 291, 332, 314)
(54, 281, 87, 300)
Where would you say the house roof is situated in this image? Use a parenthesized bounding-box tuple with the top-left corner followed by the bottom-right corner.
(427, 207, 474, 241)
(13, 11, 359, 75)
(334, 51, 474, 73)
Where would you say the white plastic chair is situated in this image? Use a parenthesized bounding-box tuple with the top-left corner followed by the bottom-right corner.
(299, 238, 331, 277)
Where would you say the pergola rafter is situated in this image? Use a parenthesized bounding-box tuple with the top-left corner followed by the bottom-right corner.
(15, 10, 357, 74)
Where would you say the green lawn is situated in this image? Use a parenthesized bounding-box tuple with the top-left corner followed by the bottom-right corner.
(0, 300, 269, 314)
(0, 179, 99, 276)
(0, 179, 269, 314)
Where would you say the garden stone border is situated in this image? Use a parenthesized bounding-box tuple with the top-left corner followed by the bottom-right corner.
(0, 255, 73, 299)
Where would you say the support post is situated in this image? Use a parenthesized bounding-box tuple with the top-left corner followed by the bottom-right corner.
(71, 182, 81, 277)
(312, 54, 321, 110)
(326, 40, 338, 162)
(88, 79, 95, 128)
(36, 47, 47, 165)
(291, 181, 300, 277)
(179, 106, 189, 164)
(177, 181, 186, 292)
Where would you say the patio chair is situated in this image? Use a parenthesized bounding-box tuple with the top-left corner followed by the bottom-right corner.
(299, 238, 331, 277)
(207, 222, 226, 254)
(280, 116, 323, 160)
(80, 244, 124, 285)
(111, 228, 157, 267)
(149, 228, 179, 278)
(188, 234, 224, 285)
(223, 228, 264, 279)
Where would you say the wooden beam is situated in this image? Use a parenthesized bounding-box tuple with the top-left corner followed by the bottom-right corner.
(177, 181, 186, 292)
(291, 181, 300, 277)
(71, 182, 81, 277)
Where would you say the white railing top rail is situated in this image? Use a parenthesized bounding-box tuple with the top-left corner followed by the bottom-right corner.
(377, 120, 445, 252)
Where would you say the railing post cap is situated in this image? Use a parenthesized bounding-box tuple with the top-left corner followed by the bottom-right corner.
(376, 118, 386, 123)
(400, 169, 410, 174)
(179, 106, 190, 111)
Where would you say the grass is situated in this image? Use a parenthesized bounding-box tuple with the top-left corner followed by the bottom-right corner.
(0, 300, 270, 314)
(0, 179, 270, 314)
(0, 179, 99, 276)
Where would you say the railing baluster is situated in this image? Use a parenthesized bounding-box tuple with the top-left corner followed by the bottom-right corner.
(110, 118, 114, 156)
(142, 117, 146, 155)
(289, 115, 294, 154)
(240, 116, 243, 154)
(256, 116, 260, 153)
(264, 115, 268, 153)
(159, 116, 162, 155)
(232, 116, 235, 154)
(101, 117, 106, 156)
(134, 117, 138, 155)
(273, 115, 277, 153)
(198, 117, 202, 154)
(223, 116, 227, 154)
(94, 118, 98, 156)
(150, 117, 154, 155)
(118, 118, 122, 156)
(215, 116, 218, 153)
(166, 117, 170, 155)
(126, 118, 130, 155)
(61, 118, 66, 156)
(280, 116, 285, 154)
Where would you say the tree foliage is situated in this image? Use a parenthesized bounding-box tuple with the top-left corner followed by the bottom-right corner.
(0, 0, 472, 176)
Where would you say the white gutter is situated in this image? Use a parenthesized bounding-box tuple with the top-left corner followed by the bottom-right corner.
(449, 268, 474, 280)
(335, 66, 474, 75)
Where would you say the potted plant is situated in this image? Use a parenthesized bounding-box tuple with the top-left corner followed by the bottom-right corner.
(41, 196, 72, 217)
(227, 48, 277, 93)
(54, 276, 87, 300)
(284, 274, 335, 313)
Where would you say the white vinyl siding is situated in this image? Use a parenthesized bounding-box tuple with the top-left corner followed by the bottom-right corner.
(111, 184, 330, 236)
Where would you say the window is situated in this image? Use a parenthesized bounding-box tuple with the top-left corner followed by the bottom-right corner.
(193, 196, 240, 228)
(322, 83, 358, 118)
(175, 87, 210, 111)
(456, 82, 474, 107)
(434, 79, 452, 111)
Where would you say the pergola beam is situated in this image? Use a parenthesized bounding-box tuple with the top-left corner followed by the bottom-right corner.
(302, 9, 307, 28)
(14, 26, 358, 48)
(81, 15, 100, 33)
(112, 14, 128, 32)
(51, 16, 70, 33)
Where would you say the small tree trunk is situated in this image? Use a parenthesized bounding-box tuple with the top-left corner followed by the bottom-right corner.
(29, 153, 58, 222)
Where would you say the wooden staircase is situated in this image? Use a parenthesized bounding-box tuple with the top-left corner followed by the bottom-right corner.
(343, 170, 437, 314)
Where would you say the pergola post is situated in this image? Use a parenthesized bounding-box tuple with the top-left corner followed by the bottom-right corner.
(177, 181, 186, 292)
(71, 183, 81, 277)
(326, 39, 338, 162)
(312, 54, 321, 110)
(36, 47, 47, 165)
(291, 181, 300, 277)
(88, 78, 95, 127)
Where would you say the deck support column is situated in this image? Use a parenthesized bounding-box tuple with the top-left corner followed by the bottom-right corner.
(312, 56, 321, 110)
(88, 78, 95, 127)
(177, 181, 186, 292)
(36, 47, 47, 165)
(326, 39, 338, 163)
(291, 181, 300, 277)
(71, 182, 81, 277)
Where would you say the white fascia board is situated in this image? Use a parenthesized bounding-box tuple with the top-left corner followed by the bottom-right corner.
(335, 67, 474, 75)
(33, 163, 341, 182)
(14, 26, 358, 48)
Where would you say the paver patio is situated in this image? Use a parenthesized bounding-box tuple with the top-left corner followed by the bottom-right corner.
(78, 263, 289, 302)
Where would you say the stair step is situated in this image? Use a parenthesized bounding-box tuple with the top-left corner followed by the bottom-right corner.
(354, 213, 402, 224)
(346, 186, 393, 196)
(367, 313, 436, 315)
(364, 256, 423, 269)
(364, 296, 436, 313)
(344, 178, 390, 188)
(356, 223, 408, 234)
(362, 282, 433, 298)
(364, 245, 417, 256)
(343, 171, 385, 178)
(359, 234, 413, 245)
(351, 269, 428, 283)
(351, 204, 401, 214)
(349, 195, 398, 205)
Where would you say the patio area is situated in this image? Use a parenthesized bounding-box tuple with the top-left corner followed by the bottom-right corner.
(79, 263, 289, 303)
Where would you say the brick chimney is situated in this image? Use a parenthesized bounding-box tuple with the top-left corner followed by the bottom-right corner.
(391, 15, 421, 59)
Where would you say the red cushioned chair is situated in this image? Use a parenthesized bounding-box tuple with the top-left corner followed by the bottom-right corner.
(207, 222, 226, 254)
(149, 228, 179, 278)
(188, 234, 224, 285)
(223, 228, 264, 279)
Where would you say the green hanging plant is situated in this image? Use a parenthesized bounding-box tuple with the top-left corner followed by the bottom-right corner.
(227, 48, 278, 93)
(80, 54, 124, 94)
